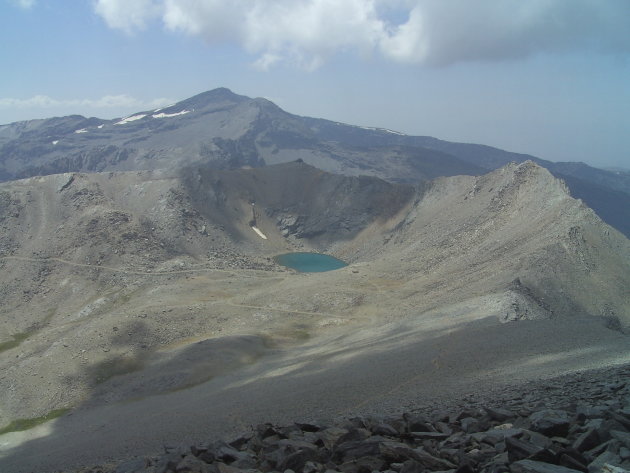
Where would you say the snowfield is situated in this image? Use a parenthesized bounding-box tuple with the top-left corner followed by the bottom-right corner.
(114, 114, 147, 125)
(251, 226, 268, 239)
(152, 110, 191, 119)
(357, 125, 406, 135)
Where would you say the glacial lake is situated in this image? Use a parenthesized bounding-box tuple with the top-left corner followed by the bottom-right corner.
(274, 252, 348, 273)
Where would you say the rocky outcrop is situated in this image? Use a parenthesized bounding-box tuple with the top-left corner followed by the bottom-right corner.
(74, 365, 630, 473)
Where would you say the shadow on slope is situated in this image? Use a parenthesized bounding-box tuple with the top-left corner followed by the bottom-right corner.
(558, 174, 630, 238)
(179, 160, 416, 247)
(1, 312, 628, 473)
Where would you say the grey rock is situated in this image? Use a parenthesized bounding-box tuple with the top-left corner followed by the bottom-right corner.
(277, 438, 320, 451)
(155, 453, 185, 473)
(587, 440, 621, 459)
(228, 434, 253, 451)
(215, 463, 247, 473)
(370, 422, 400, 437)
(598, 420, 629, 442)
(576, 406, 608, 421)
(176, 454, 214, 473)
(295, 422, 323, 433)
(610, 430, 630, 449)
(412, 447, 457, 470)
(511, 459, 583, 473)
(303, 460, 324, 473)
(317, 427, 350, 450)
(379, 441, 423, 463)
(461, 417, 481, 433)
(209, 441, 251, 465)
(601, 464, 630, 473)
(115, 457, 151, 473)
(404, 414, 433, 433)
(585, 420, 606, 431)
(589, 451, 623, 473)
(277, 449, 320, 472)
(529, 411, 571, 437)
(574, 428, 601, 452)
(557, 450, 588, 472)
(505, 437, 547, 462)
(333, 429, 372, 448)
(333, 438, 385, 461)
(338, 455, 387, 473)
(435, 422, 454, 435)
(410, 431, 450, 440)
(523, 431, 553, 450)
(472, 428, 522, 445)
(610, 413, 630, 431)
(399, 460, 423, 473)
(486, 407, 517, 422)
(257, 423, 285, 440)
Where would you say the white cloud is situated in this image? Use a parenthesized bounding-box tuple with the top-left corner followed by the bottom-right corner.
(92, 0, 630, 68)
(94, 0, 161, 34)
(0, 94, 171, 109)
(14, 0, 36, 9)
(380, 0, 630, 65)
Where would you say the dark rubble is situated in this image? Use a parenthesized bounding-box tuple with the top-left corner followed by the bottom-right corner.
(72, 365, 630, 473)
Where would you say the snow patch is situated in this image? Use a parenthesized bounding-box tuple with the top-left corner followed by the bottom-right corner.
(152, 110, 191, 119)
(153, 104, 175, 113)
(114, 114, 147, 125)
(357, 125, 406, 136)
(74, 128, 88, 134)
(251, 226, 268, 240)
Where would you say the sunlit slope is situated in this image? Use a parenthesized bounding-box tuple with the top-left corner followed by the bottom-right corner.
(0, 161, 628, 432)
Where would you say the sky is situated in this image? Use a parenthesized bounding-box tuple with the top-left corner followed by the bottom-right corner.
(1, 0, 629, 169)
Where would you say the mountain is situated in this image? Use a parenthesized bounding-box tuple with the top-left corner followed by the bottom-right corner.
(1, 88, 628, 237)
(0, 88, 485, 182)
(1, 160, 629, 472)
(1, 89, 630, 472)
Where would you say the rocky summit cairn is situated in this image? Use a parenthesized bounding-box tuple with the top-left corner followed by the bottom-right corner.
(74, 366, 629, 473)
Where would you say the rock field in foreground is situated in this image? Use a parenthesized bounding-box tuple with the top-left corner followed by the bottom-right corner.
(73, 364, 630, 473)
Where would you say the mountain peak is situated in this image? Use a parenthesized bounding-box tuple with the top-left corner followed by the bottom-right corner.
(177, 87, 247, 108)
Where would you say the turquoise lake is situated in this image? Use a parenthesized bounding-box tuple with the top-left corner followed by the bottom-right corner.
(274, 252, 348, 273)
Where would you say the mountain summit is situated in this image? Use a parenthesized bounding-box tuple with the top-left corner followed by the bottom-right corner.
(0, 87, 627, 236)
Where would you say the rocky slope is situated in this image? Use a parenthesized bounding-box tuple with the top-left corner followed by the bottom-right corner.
(68, 364, 630, 473)
(0, 161, 628, 472)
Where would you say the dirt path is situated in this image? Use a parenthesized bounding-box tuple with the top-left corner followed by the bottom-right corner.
(0, 255, 275, 276)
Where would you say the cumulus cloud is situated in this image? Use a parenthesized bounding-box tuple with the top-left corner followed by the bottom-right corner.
(94, 0, 162, 34)
(380, 0, 630, 65)
(93, 0, 630, 68)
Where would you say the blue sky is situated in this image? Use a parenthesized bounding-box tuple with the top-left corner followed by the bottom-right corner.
(1, 0, 629, 169)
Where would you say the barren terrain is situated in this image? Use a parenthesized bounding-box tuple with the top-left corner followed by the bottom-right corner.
(0, 161, 628, 472)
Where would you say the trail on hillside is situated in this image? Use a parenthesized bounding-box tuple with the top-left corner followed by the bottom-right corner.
(0, 255, 275, 276)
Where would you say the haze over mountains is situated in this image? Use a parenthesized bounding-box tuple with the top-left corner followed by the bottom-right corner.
(1, 88, 629, 237)
(0, 88, 629, 472)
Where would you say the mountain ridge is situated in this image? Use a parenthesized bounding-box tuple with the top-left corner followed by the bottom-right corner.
(1, 156, 629, 472)
(1, 87, 627, 238)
